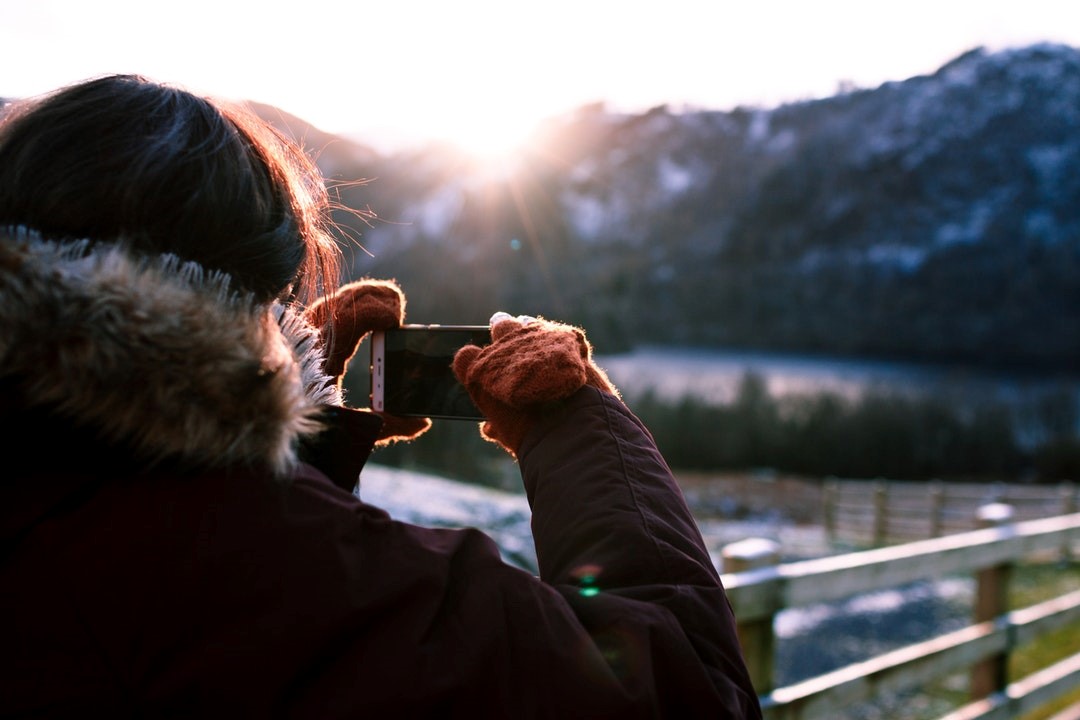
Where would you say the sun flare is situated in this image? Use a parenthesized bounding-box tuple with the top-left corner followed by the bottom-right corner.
(429, 107, 543, 167)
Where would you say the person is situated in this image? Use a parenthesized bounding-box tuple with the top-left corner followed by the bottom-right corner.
(0, 74, 761, 719)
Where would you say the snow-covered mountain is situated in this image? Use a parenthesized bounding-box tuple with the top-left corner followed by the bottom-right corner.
(271, 43, 1078, 372)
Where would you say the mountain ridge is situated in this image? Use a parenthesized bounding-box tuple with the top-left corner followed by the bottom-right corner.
(7, 45, 1073, 373)
(305, 42, 1074, 373)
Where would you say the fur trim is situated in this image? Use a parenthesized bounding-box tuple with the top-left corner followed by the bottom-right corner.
(0, 229, 341, 476)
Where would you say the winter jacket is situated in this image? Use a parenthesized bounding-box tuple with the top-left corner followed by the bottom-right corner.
(0, 231, 761, 718)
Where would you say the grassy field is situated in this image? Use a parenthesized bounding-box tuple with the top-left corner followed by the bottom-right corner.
(920, 560, 1080, 720)
(1015, 561, 1080, 720)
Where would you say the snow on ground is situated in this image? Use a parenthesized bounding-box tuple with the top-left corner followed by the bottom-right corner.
(357, 463, 537, 571)
(356, 463, 827, 573)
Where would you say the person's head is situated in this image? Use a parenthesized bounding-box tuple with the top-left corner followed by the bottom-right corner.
(0, 74, 340, 304)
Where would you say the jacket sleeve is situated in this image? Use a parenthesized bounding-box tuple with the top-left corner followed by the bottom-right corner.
(517, 385, 762, 718)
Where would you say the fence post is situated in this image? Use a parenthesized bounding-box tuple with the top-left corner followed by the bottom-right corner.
(823, 478, 838, 543)
(873, 479, 889, 547)
(1062, 481, 1078, 514)
(929, 479, 944, 538)
(971, 502, 1015, 700)
(722, 538, 781, 695)
(1058, 483, 1075, 561)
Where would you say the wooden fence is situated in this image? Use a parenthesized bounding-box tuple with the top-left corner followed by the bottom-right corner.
(822, 479, 1078, 547)
(720, 506, 1080, 720)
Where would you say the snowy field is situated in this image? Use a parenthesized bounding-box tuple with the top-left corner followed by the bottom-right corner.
(595, 345, 1074, 406)
(358, 464, 537, 571)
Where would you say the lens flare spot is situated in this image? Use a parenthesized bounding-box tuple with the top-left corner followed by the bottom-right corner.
(571, 563, 603, 596)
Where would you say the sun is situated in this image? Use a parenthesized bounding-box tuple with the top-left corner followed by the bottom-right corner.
(427, 106, 544, 169)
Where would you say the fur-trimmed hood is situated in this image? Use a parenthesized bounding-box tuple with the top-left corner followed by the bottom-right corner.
(0, 228, 343, 477)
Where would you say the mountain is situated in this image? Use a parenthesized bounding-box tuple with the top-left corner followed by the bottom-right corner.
(260, 44, 1080, 372)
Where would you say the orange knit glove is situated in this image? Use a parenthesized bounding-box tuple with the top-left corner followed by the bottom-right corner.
(305, 279, 432, 445)
(452, 313, 619, 458)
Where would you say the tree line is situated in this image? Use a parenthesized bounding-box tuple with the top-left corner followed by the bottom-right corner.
(362, 372, 1080, 489)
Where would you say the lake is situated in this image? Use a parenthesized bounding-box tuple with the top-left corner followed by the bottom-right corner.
(595, 346, 1080, 435)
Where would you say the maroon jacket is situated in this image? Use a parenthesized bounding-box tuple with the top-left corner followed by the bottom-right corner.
(0, 233, 760, 718)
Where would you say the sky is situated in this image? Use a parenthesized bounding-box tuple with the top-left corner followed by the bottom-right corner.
(2, 0, 1079, 156)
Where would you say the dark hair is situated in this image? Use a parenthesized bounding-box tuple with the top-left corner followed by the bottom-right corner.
(0, 74, 340, 304)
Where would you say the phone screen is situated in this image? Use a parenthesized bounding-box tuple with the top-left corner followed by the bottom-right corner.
(370, 326, 492, 420)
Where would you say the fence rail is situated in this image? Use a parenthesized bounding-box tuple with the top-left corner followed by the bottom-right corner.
(822, 479, 1078, 546)
(721, 508, 1080, 720)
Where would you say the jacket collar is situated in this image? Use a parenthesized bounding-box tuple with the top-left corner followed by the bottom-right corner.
(0, 228, 368, 480)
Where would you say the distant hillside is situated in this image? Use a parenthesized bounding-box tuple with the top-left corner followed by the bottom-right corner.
(262, 43, 1080, 372)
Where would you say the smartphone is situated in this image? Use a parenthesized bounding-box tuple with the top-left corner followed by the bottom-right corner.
(370, 325, 492, 420)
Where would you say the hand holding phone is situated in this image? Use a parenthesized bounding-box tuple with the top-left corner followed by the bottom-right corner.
(370, 325, 492, 420)
(449, 313, 620, 458)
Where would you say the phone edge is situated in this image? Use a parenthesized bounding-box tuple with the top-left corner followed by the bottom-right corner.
(369, 330, 386, 412)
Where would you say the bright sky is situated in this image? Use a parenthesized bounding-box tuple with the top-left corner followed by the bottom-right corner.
(2, 0, 1078, 156)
